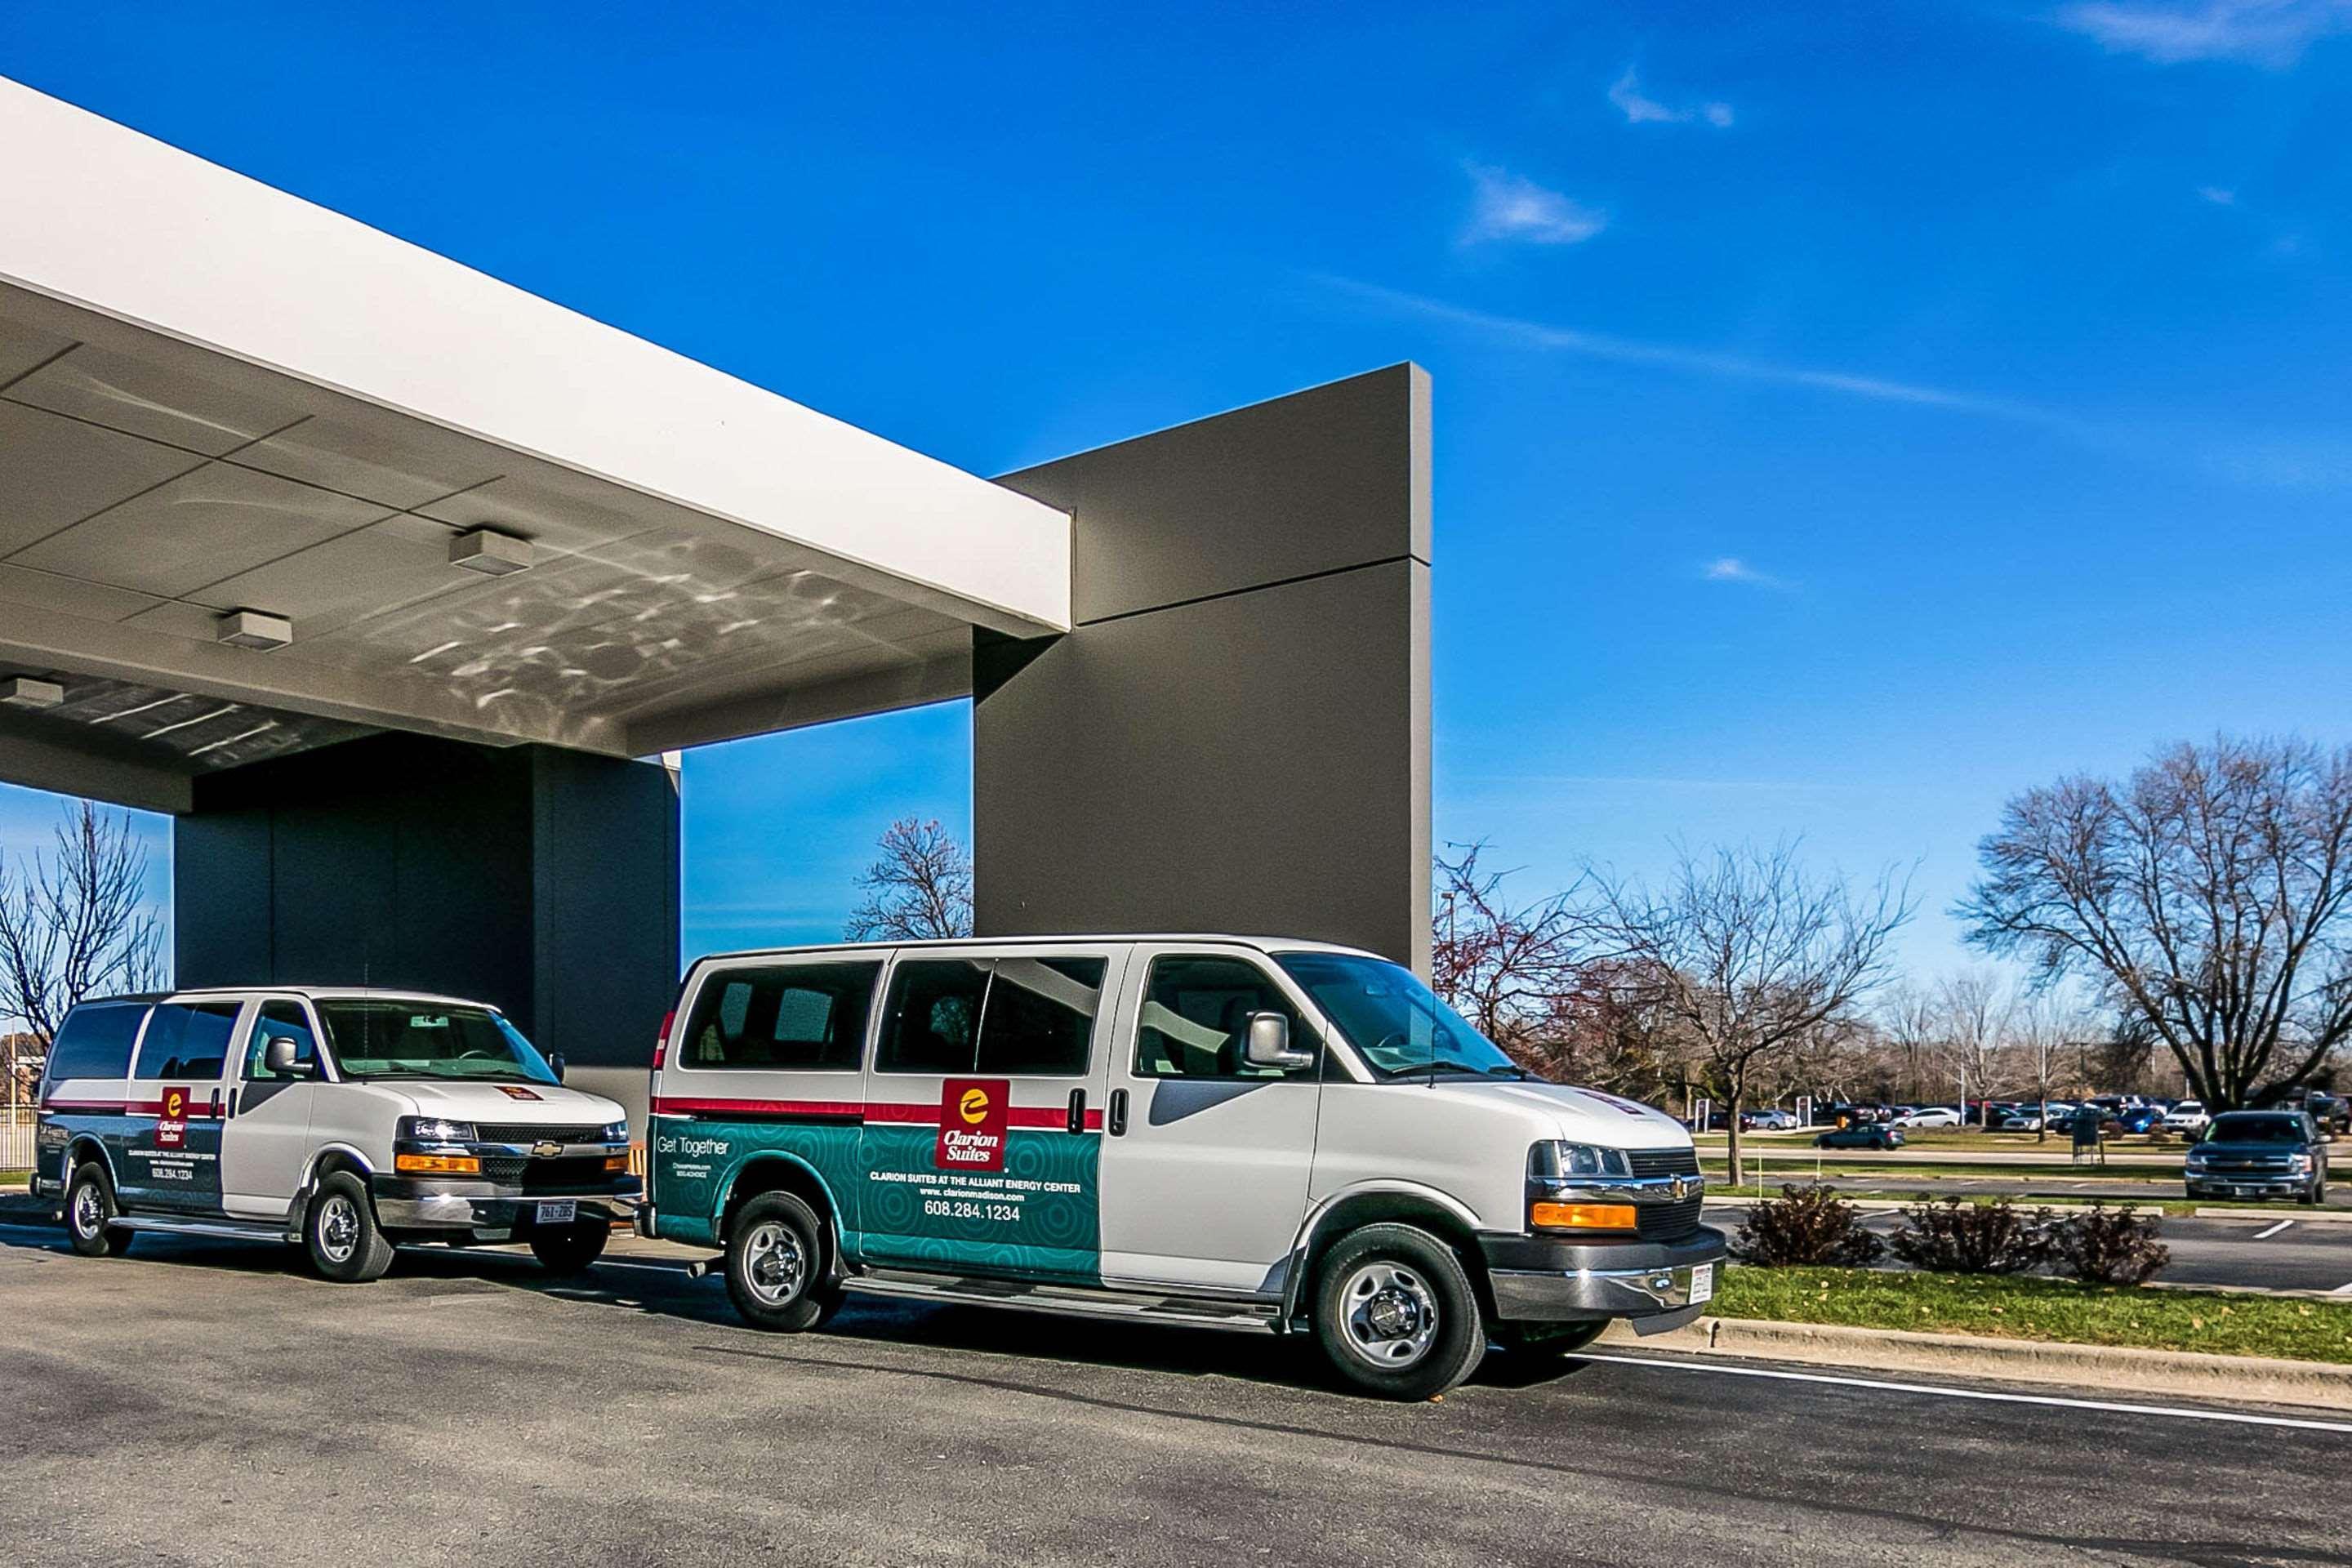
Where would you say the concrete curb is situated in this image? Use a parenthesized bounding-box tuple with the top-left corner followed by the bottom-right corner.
(1596, 1314, 2352, 1412)
(2196, 1205, 2352, 1223)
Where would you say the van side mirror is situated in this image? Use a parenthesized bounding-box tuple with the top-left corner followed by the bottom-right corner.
(1242, 1013, 1312, 1071)
(263, 1037, 314, 1078)
(547, 1051, 567, 1083)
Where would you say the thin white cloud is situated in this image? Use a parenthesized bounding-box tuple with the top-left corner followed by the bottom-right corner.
(1607, 68, 1735, 127)
(2055, 0, 2352, 66)
(1463, 164, 1607, 246)
(2197, 184, 2238, 204)
(1317, 274, 2060, 424)
(1704, 557, 1789, 589)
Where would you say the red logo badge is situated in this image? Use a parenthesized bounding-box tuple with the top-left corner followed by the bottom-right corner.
(935, 1078, 1008, 1172)
(496, 1085, 544, 1101)
(156, 1086, 188, 1150)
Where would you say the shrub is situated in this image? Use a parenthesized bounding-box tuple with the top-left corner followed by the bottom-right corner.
(1890, 1196, 2054, 1274)
(1733, 1183, 1884, 1267)
(2049, 1200, 2171, 1285)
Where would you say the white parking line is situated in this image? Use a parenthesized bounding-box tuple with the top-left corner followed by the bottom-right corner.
(2254, 1219, 2295, 1241)
(1575, 1352, 2352, 1435)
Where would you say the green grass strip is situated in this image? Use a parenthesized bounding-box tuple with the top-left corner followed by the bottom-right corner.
(1714, 1265, 2352, 1364)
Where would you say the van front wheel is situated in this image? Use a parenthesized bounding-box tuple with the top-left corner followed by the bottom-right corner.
(304, 1171, 395, 1283)
(1312, 1223, 1486, 1401)
(724, 1192, 839, 1332)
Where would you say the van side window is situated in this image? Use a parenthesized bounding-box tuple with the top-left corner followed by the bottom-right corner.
(43, 1002, 149, 1082)
(681, 962, 880, 1071)
(247, 1001, 318, 1081)
(875, 960, 991, 1074)
(133, 1001, 242, 1080)
(1136, 956, 1314, 1080)
(975, 956, 1105, 1078)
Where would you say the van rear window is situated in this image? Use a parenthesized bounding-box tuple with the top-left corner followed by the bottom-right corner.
(42, 1001, 149, 1082)
(679, 962, 881, 1071)
(132, 1002, 242, 1080)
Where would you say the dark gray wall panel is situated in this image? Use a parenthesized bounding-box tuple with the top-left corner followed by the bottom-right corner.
(174, 734, 677, 1080)
(997, 363, 1431, 625)
(975, 560, 1429, 969)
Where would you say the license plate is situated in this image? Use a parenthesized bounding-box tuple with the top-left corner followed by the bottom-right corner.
(1689, 1263, 1714, 1305)
(536, 1200, 577, 1225)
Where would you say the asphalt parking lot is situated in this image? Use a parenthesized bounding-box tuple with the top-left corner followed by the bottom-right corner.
(3, 1216, 2346, 1568)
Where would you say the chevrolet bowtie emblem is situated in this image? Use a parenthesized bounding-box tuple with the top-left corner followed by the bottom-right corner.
(1669, 1175, 1690, 1200)
(531, 1140, 563, 1159)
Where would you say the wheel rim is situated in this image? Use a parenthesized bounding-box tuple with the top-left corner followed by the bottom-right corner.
(1339, 1260, 1441, 1369)
(741, 1221, 807, 1307)
(71, 1181, 101, 1238)
(317, 1194, 360, 1264)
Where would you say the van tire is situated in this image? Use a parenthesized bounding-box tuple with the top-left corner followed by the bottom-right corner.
(724, 1192, 838, 1332)
(65, 1161, 131, 1258)
(304, 1171, 395, 1283)
(1312, 1223, 1486, 1401)
(529, 1218, 610, 1275)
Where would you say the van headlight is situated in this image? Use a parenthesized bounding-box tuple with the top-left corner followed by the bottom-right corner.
(399, 1116, 476, 1146)
(1529, 1142, 1632, 1180)
(601, 1120, 628, 1143)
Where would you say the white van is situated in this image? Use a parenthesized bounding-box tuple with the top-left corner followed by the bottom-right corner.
(644, 937, 1724, 1399)
(33, 987, 636, 1282)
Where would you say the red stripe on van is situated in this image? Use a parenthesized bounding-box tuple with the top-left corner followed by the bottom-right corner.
(651, 1095, 1104, 1132)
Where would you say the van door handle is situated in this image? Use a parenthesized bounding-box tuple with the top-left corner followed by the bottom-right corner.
(1067, 1088, 1085, 1134)
(1107, 1088, 1129, 1138)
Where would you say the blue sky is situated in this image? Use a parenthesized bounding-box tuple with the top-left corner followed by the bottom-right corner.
(2, 1, 2349, 980)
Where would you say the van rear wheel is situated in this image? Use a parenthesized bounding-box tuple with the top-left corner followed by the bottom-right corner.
(724, 1192, 839, 1332)
(1312, 1223, 1486, 1401)
(65, 1161, 131, 1258)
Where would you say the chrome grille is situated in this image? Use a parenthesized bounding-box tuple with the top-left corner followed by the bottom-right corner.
(1637, 1195, 1704, 1241)
(1628, 1148, 1701, 1179)
(476, 1154, 614, 1189)
(473, 1123, 605, 1145)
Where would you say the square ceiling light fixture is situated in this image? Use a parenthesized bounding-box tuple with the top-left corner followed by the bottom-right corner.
(216, 608, 294, 651)
(450, 528, 534, 576)
(0, 676, 65, 709)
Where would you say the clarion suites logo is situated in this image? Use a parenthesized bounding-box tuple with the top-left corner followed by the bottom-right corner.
(936, 1077, 1008, 1173)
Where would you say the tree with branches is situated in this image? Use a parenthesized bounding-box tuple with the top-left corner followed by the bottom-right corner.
(1431, 841, 1592, 1065)
(844, 817, 973, 942)
(1958, 735, 2352, 1110)
(1589, 841, 1913, 1186)
(0, 800, 167, 1046)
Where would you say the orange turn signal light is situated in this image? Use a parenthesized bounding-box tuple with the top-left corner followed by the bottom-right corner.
(604, 1155, 629, 1172)
(394, 1152, 482, 1175)
(1530, 1200, 1637, 1232)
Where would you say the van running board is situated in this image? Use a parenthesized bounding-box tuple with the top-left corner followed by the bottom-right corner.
(842, 1271, 1284, 1334)
(114, 1216, 294, 1245)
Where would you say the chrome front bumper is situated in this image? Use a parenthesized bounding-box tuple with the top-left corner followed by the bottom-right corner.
(372, 1176, 639, 1233)
(1481, 1227, 1728, 1324)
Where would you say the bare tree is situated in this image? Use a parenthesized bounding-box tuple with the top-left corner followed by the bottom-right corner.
(1936, 969, 2011, 1127)
(1431, 842, 1592, 1067)
(1958, 735, 2352, 1109)
(1589, 841, 1913, 1185)
(844, 817, 973, 942)
(0, 800, 167, 1045)
(1876, 981, 1943, 1104)
(2003, 990, 2087, 1143)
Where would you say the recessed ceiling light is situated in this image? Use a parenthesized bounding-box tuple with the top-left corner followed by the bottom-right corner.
(217, 609, 293, 651)
(0, 677, 64, 709)
(450, 528, 534, 576)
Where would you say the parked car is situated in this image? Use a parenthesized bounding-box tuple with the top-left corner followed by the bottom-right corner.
(2280, 1089, 2348, 1138)
(34, 987, 637, 1282)
(1994, 1106, 2047, 1132)
(1815, 1123, 1904, 1151)
(2115, 1105, 2164, 1135)
(2185, 1111, 2329, 1204)
(2162, 1100, 2211, 1134)
(1742, 1107, 1801, 1132)
(644, 935, 1726, 1401)
(1892, 1106, 1960, 1129)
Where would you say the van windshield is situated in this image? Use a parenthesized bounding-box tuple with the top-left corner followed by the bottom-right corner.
(314, 1000, 559, 1085)
(1275, 953, 1523, 1080)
